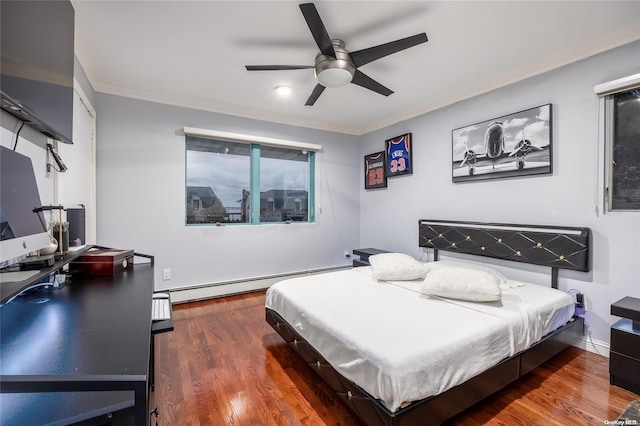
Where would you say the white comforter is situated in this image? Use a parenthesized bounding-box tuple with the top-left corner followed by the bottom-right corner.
(265, 266, 574, 412)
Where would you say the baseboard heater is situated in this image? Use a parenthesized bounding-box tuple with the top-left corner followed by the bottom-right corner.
(167, 265, 350, 304)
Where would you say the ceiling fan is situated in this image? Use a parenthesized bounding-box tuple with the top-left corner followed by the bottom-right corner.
(245, 2, 428, 106)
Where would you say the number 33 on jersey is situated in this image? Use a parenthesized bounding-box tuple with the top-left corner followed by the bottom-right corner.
(386, 133, 412, 176)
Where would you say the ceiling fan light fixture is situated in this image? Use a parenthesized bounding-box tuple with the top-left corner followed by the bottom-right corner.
(316, 68, 353, 88)
(314, 40, 355, 88)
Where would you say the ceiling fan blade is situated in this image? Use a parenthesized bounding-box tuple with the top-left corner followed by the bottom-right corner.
(351, 70, 393, 97)
(245, 65, 314, 71)
(305, 84, 326, 106)
(350, 33, 428, 67)
(299, 3, 336, 57)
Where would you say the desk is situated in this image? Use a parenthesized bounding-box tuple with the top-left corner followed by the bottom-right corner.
(0, 263, 154, 425)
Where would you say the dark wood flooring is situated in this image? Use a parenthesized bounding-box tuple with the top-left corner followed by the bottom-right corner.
(153, 291, 638, 425)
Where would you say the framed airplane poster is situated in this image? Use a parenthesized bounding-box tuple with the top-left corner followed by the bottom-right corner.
(386, 133, 413, 177)
(364, 151, 387, 189)
(452, 104, 552, 182)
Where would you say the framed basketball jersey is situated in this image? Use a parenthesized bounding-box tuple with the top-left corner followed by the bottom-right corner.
(385, 133, 413, 176)
(364, 151, 387, 189)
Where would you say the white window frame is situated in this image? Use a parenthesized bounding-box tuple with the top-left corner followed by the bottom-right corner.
(595, 73, 640, 213)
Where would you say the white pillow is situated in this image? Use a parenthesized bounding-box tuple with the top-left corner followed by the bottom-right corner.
(368, 253, 427, 281)
(421, 267, 502, 302)
(423, 260, 509, 288)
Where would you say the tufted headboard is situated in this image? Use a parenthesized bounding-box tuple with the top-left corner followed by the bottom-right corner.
(418, 220, 591, 288)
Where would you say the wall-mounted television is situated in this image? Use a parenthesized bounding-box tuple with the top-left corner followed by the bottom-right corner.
(0, 146, 50, 268)
(0, 0, 75, 145)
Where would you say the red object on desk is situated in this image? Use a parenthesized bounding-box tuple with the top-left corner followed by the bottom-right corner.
(70, 249, 134, 276)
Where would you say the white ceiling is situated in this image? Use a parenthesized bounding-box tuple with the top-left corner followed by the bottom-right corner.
(72, 1, 640, 135)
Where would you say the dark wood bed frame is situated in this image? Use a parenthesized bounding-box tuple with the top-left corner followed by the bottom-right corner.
(265, 220, 591, 426)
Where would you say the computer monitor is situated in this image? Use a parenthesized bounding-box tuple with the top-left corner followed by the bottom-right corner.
(0, 146, 50, 268)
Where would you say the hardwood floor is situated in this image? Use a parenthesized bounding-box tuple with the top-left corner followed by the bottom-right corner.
(153, 291, 638, 425)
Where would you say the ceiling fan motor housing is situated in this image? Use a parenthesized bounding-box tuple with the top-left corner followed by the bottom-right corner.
(315, 39, 355, 87)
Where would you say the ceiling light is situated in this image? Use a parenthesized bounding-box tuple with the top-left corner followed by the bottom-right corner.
(275, 85, 292, 96)
(314, 39, 355, 88)
(316, 68, 353, 88)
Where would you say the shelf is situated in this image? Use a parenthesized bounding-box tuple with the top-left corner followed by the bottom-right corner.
(0, 246, 92, 305)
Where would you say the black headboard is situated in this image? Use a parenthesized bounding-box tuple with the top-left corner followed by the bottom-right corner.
(419, 220, 591, 288)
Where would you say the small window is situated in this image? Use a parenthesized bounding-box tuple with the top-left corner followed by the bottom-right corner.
(192, 199, 200, 210)
(605, 88, 640, 211)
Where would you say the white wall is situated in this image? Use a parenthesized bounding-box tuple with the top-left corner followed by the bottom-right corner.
(358, 41, 640, 346)
(94, 94, 360, 291)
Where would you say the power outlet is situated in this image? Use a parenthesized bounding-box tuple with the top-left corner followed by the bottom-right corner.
(344, 250, 351, 258)
(162, 269, 171, 280)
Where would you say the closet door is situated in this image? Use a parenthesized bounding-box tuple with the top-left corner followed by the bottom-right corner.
(57, 83, 97, 244)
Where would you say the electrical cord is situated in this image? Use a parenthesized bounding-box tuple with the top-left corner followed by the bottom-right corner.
(583, 320, 603, 356)
(47, 163, 65, 173)
(568, 288, 602, 355)
(418, 249, 429, 263)
(13, 121, 25, 151)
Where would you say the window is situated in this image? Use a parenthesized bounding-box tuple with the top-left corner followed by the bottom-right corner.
(596, 74, 640, 211)
(186, 138, 250, 224)
(184, 129, 318, 225)
(259, 145, 310, 223)
(608, 89, 640, 210)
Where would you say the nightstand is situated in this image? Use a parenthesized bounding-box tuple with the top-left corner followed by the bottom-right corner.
(352, 248, 389, 267)
(610, 296, 640, 394)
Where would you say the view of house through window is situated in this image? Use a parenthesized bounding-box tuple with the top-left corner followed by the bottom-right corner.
(259, 145, 309, 222)
(185, 136, 313, 224)
(186, 137, 250, 224)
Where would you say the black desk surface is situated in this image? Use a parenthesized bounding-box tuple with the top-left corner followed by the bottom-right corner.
(0, 264, 153, 425)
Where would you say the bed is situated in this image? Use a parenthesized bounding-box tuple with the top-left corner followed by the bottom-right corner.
(265, 220, 591, 426)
